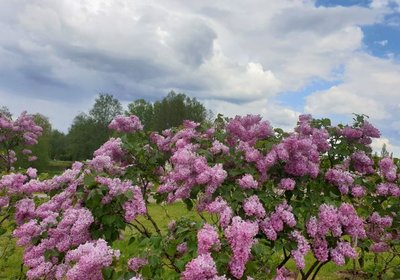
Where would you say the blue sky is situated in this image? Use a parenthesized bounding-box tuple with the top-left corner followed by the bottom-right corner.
(0, 0, 400, 154)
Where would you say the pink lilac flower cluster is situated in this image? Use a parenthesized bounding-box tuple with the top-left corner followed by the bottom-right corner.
(306, 203, 365, 263)
(258, 133, 321, 178)
(238, 174, 259, 190)
(274, 267, 291, 280)
(278, 178, 296, 191)
(64, 239, 120, 280)
(88, 138, 127, 174)
(0, 164, 83, 195)
(109, 115, 143, 133)
(226, 114, 273, 146)
(210, 140, 229, 155)
(260, 201, 296, 241)
(158, 144, 227, 203)
(177, 242, 188, 254)
(340, 121, 380, 145)
(181, 253, 221, 280)
(376, 182, 400, 197)
(350, 151, 374, 174)
(95, 176, 147, 221)
(243, 195, 266, 219)
(236, 141, 262, 163)
(330, 241, 357, 266)
(128, 257, 148, 271)
(295, 114, 330, 153)
(206, 197, 233, 228)
(151, 121, 202, 153)
(0, 111, 43, 169)
(379, 158, 398, 182)
(366, 212, 393, 253)
(325, 168, 354, 194)
(290, 230, 310, 269)
(224, 216, 259, 279)
(14, 206, 95, 279)
(197, 223, 221, 254)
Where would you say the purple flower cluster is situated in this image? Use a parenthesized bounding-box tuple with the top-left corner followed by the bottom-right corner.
(65, 239, 120, 279)
(226, 114, 273, 146)
(243, 195, 266, 219)
(238, 174, 259, 190)
(260, 201, 296, 241)
(307, 203, 365, 263)
(278, 178, 296, 191)
(128, 257, 148, 271)
(0, 111, 43, 169)
(379, 158, 397, 182)
(366, 212, 393, 253)
(350, 151, 374, 174)
(210, 140, 229, 155)
(158, 145, 227, 202)
(225, 216, 259, 279)
(376, 182, 400, 197)
(89, 138, 127, 174)
(197, 223, 221, 254)
(181, 253, 218, 280)
(290, 230, 310, 269)
(325, 168, 354, 194)
(206, 197, 233, 228)
(340, 121, 380, 145)
(108, 115, 143, 133)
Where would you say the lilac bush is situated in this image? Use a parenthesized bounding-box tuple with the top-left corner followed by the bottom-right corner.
(0, 112, 399, 279)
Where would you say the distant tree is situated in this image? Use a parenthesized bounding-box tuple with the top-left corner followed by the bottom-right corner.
(380, 143, 390, 158)
(127, 91, 208, 131)
(0, 106, 12, 119)
(66, 94, 122, 160)
(49, 130, 69, 160)
(126, 99, 154, 130)
(89, 94, 123, 126)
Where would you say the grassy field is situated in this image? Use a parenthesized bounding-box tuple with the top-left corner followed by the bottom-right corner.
(1, 202, 398, 279)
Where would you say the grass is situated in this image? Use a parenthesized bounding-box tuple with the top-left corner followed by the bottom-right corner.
(1, 202, 399, 279)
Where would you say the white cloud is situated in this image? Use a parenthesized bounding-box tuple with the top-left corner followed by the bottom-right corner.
(0, 0, 399, 146)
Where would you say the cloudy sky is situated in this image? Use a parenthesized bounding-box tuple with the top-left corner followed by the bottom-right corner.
(1, 0, 400, 154)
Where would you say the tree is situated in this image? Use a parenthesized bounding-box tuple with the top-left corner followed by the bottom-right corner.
(126, 91, 209, 131)
(126, 99, 154, 130)
(49, 130, 69, 161)
(89, 94, 122, 126)
(66, 94, 122, 160)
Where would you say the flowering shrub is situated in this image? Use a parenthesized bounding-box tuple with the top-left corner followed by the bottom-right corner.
(1, 112, 400, 279)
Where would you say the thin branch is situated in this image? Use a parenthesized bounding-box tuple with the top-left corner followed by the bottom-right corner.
(303, 260, 319, 280)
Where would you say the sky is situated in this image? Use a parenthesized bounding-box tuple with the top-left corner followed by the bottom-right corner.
(0, 0, 400, 155)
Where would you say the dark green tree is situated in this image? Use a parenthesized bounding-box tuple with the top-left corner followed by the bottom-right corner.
(126, 91, 208, 131)
(49, 130, 69, 161)
(66, 94, 122, 160)
(126, 99, 154, 130)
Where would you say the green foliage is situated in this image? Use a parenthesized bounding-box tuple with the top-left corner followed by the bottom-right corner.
(126, 91, 209, 131)
(67, 94, 123, 160)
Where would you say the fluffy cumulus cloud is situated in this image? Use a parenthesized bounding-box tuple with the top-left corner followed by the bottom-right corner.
(0, 0, 400, 155)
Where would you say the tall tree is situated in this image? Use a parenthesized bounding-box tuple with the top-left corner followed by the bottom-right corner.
(126, 99, 154, 130)
(127, 91, 209, 131)
(49, 130, 69, 161)
(66, 94, 122, 160)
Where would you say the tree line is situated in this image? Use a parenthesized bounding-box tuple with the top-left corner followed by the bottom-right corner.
(1, 91, 210, 171)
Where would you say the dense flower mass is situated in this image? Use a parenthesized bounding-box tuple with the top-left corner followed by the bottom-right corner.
(2, 112, 400, 280)
(108, 115, 143, 133)
(225, 216, 259, 279)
